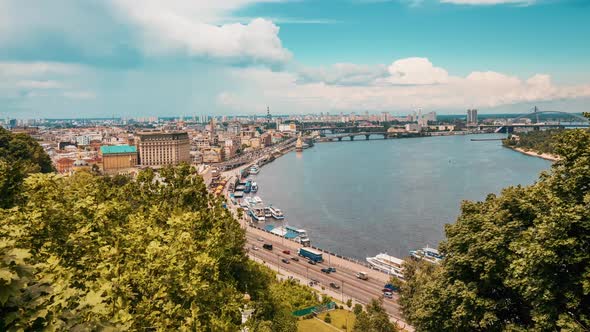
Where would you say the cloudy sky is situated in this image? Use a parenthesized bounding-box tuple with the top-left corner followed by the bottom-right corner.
(1, 0, 589, 118)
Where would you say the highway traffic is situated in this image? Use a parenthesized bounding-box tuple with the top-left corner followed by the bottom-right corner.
(243, 230, 403, 319)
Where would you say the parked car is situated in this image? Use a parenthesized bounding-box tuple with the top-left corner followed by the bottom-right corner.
(329, 282, 340, 289)
(307, 259, 317, 265)
(282, 250, 290, 254)
(281, 258, 290, 264)
(251, 246, 259, 251)
(321, 268, 331, 274)
(383, 291, 393, 299)
(328, 267, 336, 273)
(290, 256, 299, 261)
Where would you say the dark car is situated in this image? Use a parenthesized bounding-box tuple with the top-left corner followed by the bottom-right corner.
(328, 267, 336, 273)
(307, 259, 317, 265)
(384, 283, 400, 292)
(290, 256, 299, 261)
(281, 258, 290, 264)
(262, 243, 273, 250)
(282, 250, 290, 254)
(321, 268, 331, 274)
(329, 282, 340, 289)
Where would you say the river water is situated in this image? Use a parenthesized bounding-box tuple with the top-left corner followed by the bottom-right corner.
(252, 134, 551, 260)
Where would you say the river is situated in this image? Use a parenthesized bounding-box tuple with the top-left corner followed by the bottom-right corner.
(252, 134, 551, 260)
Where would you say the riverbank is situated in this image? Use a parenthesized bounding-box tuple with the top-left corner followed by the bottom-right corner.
(507, 146, 560, 162)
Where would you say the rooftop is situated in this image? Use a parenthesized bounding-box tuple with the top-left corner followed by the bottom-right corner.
(100, 145, 137, 155)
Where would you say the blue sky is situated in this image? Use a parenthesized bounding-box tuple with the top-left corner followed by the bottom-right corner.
(0, 0, 589, 118)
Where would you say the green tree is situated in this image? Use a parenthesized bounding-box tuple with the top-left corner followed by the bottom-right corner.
(502, 129, 563, 155)
(353, 304, 363, 315)
(0, 128, 54, 208)
(401, 128, 590, 331)
(352, 299, 397, 332)
(0, 163, 306, 331)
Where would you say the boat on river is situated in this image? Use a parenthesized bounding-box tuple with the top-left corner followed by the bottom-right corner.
(410, 246, 444, 264)
(268, 206, 285, 220)
(366, 253, 404, 279)
(249, 207, 266, 222)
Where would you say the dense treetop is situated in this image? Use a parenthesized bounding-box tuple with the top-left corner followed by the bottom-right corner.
(0, 145, 315, 331)
(502, 129, 563, 155)
(0, 127, 54, 208)
(401, 128, 590, 331)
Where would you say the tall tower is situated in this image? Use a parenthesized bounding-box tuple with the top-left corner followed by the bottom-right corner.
(533, 106, 540, 124)
(296, 132, 304, 152)
(266, 106, 271, 128)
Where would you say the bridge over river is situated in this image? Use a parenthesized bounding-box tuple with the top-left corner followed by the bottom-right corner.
(317, 131, 389, 142)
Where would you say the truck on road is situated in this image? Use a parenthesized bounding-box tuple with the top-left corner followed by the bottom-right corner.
(298, 247, 323, 263)
(356, 272, 368, 280)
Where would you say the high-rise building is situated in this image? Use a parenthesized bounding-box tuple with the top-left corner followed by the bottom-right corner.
(136, 131, 190, 167)
(424, 111, 437, 122)
(467, 109, 478, 126)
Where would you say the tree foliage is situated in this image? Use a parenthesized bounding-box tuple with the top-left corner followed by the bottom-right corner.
(352, 299, 397, 332)
(0, 127, 54, 208)
(0, 152, 310, 331)
(401, 128, 590, 331)
(502, 129, 563, 155)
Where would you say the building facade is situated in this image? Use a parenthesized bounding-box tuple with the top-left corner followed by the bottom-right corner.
(467, 109, 478, 126)
(136, 131, 190, 167)
(100, 145, 138, 173)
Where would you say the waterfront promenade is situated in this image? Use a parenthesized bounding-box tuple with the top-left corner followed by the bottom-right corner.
(219, 161, 413, 331)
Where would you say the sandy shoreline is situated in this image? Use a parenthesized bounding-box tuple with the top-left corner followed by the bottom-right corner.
(509, 147, 560, 162)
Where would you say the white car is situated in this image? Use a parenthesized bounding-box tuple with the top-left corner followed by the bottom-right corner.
(252, 246, 259, 251)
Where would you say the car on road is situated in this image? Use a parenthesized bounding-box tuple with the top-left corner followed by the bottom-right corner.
(281, 258, 290, 264)
(307, 259, 316, 265)
(251, 246, 259, 251)
(290, 257, 299, 261)
(321, 268, 331, 274)
(383, 283, 400, 292)
(262, 243, 273, 250)
(383, 291, 393, 299)
(257, 237, 264, 242)
(282, 250, 290, 254)
(328, 267, 336, 273)
(329, 282, 340, 289)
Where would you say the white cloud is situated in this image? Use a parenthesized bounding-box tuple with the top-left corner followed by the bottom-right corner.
(218, 59, 590, 113)
(440, 0, 534, 5)
(298, 63, 389, 85)
(108, 0, 291, 64)
(63, 91, 96, 100)
(0, 62, 83, 77)
(0, 1, 291, 65)
(16, 80, 63, 89)
(380, 57, 450, 85)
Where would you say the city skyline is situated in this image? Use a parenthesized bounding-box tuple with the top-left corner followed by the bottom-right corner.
(1, 0, 589, 118)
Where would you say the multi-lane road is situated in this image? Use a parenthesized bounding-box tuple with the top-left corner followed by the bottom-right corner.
(242, 224, 404, 322)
